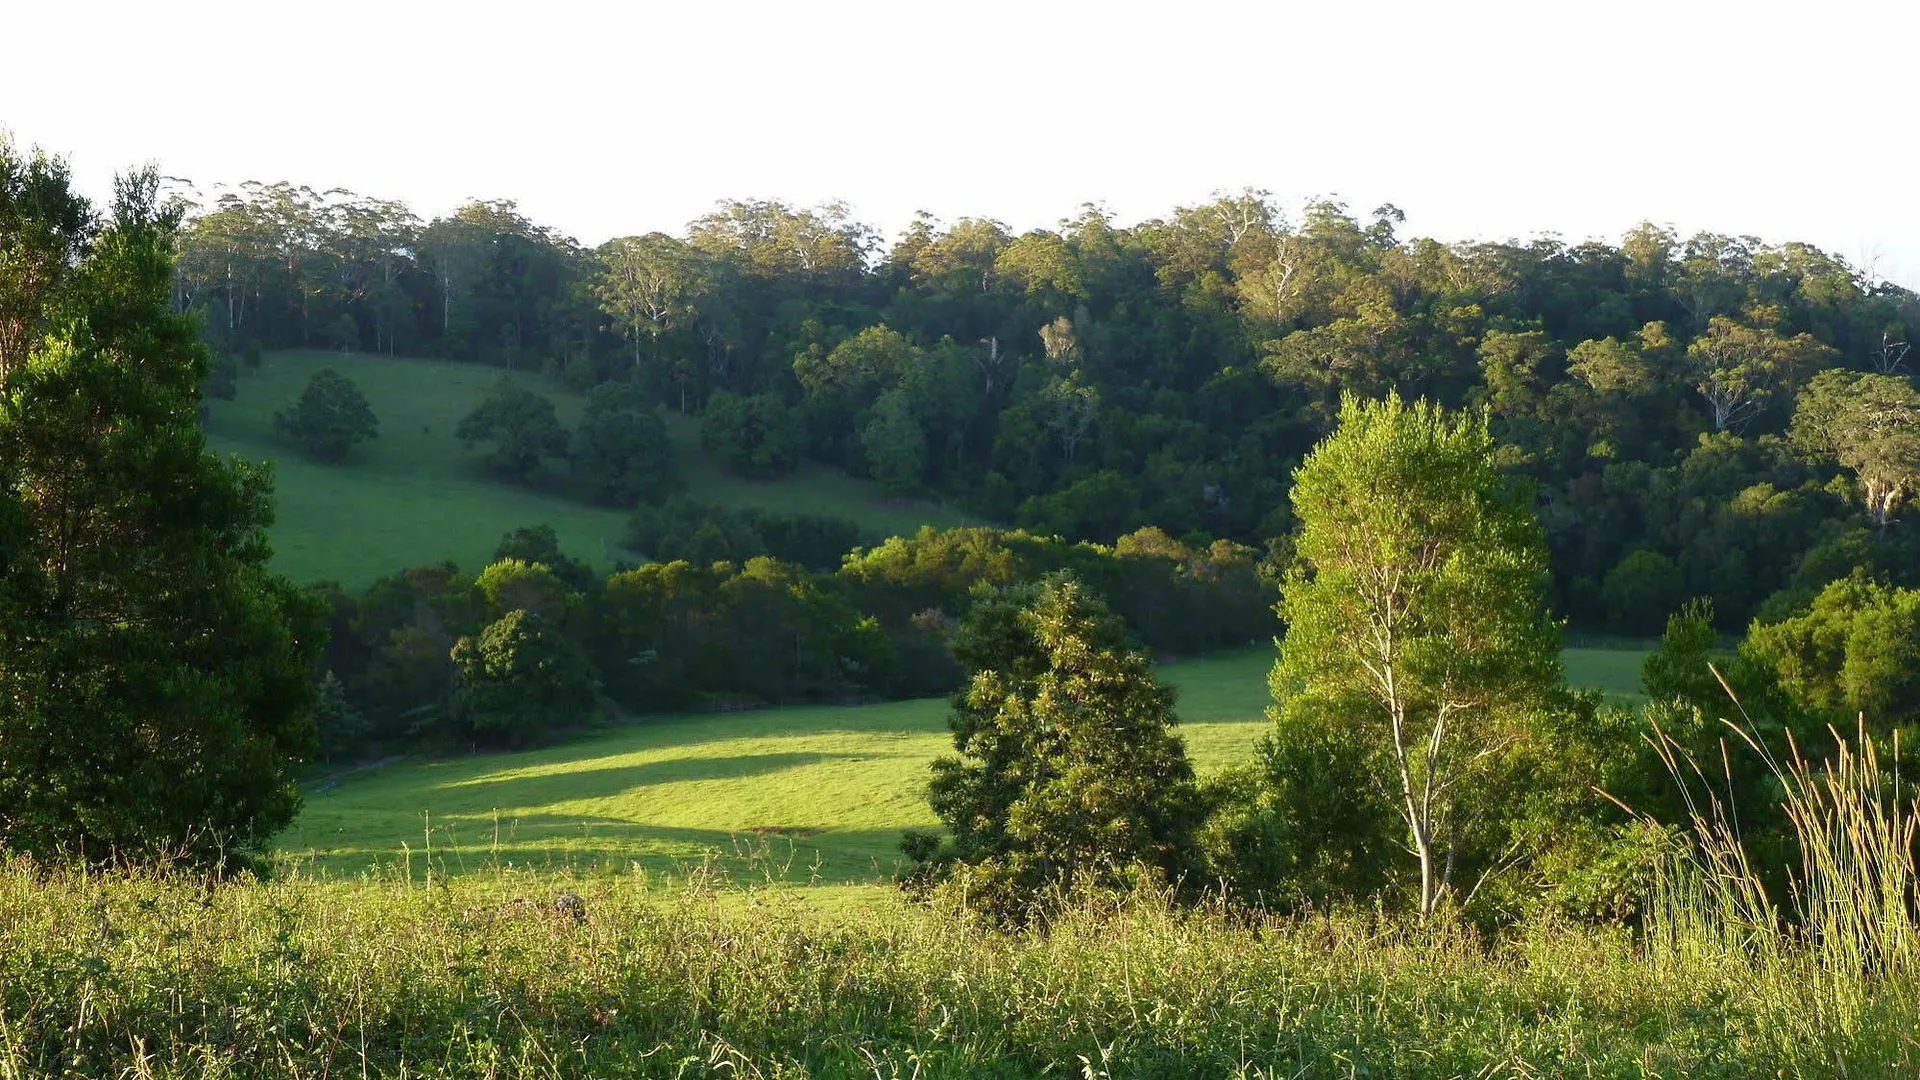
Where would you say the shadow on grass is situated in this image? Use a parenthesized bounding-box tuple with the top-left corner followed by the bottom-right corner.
(437, 750, 863, 799)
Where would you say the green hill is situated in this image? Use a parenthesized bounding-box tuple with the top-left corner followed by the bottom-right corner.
(203, 350, 978, 587)
(284, 645, 1651, 888)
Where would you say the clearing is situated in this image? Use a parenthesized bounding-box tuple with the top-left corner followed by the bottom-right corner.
(203, 350, 976, 586)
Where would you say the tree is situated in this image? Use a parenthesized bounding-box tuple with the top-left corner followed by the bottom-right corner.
(570, 380, 679, 507)
(1744, 575, 1920, 730)
(902, 574, 1206, 922)
(273, 367, 378, 462)
(456, 378, 569, 481)
(1790, 369, 1920, 531)
(593, 233, 703, 380)
(1602, 549, 1685, 635)
(450, 609, 598, 748)
(0, 153, 322, 868)
(860, 386, 926, 494)
(700, 391, 802, 478)
(1685, 311, 1834, 431)
(1272, 393, 1560, 918)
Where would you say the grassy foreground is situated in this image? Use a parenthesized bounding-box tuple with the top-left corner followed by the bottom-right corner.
(287, 647, 1651, 885)
(2, 861, 1912, 1079)
(203, 351, 976, 587)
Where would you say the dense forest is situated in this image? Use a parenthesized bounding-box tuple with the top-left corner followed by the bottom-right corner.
(174, 184, 1920, 635)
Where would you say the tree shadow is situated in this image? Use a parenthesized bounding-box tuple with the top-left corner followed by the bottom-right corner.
(435, 751, 862, 803)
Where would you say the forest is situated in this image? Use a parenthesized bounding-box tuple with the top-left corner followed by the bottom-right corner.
(173, 181, 1920, 638)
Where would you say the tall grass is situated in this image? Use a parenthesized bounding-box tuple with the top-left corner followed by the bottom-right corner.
(0, 856, 1914, 1079)
(1643, 671, 1920, 1069)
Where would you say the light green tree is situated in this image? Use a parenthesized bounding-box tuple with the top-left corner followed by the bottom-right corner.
(1790, 369, 1920, 531)
(1272, 393, 1560, 918)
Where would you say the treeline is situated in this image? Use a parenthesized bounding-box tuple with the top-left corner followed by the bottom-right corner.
(307, 523, 1275, 759)
(175, 186, 1920, 632)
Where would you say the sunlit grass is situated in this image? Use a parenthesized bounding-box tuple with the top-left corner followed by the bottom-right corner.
(286, 646, 1653, 887)
(203, 350, 977, 587)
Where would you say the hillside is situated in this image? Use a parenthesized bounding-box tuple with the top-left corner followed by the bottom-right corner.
(284, 644, 1651, 887)
(203, 350, 979, 586)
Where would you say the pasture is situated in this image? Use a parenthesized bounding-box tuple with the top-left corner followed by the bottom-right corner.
(202, 350, 976, 587)
(284, 645, 1651, 890)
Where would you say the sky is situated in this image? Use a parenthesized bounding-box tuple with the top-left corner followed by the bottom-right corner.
(6, 0, 1917, 286)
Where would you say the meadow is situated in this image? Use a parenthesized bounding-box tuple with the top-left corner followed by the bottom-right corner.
(202, 351, 977, 587)
(284, 645, 1651, 893)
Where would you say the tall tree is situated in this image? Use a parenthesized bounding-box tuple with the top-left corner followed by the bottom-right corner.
(0, 152, 322, 868)
(593, 233, 704, 379)
(1791, 369, 1920, 531)
(1272, 393, 1560, 918)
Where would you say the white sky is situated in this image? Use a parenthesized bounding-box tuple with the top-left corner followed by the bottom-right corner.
(6, 0, 1917, 286)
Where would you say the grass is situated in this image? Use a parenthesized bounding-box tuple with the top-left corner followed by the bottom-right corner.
(202, 351, 977, 587)
(283, 650, 1276, 885)
(1559, 638, 1655, 706)
(286, 646, 1650, 888)
(2, 859, 1912, 1078)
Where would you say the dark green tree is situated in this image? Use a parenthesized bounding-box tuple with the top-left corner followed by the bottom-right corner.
(570, 380, 679, 506)
(700, 390, 802, 478)
(0, 152, 322, 869)
(1602, 549, 1685, 635)
(456, 378, 569, 481)
(449, 609, 598, 747)
(902, 574, 1205, 922)
(273, 367, 378, 462)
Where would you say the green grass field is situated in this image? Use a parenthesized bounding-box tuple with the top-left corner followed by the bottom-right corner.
(203, 351, 977, 587)
(285, 645, 1650, 888)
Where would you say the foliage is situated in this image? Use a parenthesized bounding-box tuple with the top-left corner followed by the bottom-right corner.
(904, 575, 1206, 922)
(455, 377, 569, 481)
(569, 379, 679, 506)
(272, 366, 377, 462)
(1271, 393, 1562, 916)
(450, 609, 599, 748)
(627, 496, 867, 572)
(0, 150, 321, 869)
(701, 390, 803, 478)
(1744, 574, 1920, 730)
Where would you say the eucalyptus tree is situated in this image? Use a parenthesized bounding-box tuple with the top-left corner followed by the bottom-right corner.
(593, 232, 704, 380)
(1791, 369, 1920, 531)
